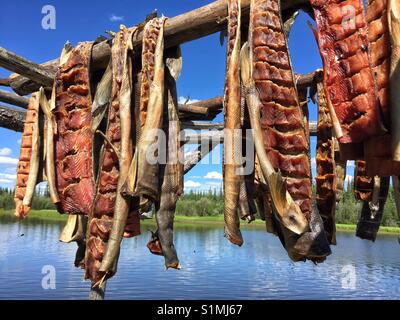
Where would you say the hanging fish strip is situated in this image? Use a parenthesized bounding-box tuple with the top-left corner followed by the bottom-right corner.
(310, 0, 385, 144)
(315, 81, 337, 245)
(333, 137, 346, 206)
(151, 50, 184, 268)
(250, 0, 312, 219)
(364, 0, 400, 176)
(367, 0, 391, 124)
(223, 0, 244, 246)
(122, 17, 166, 206)
(388, 0, 400, 161)
(85, 26, 135, 284)
(14, 93, 41, 219)
(53, 42, 95, 215)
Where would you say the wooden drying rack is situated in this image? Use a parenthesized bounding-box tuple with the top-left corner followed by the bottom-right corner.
(0, 0, 321, 299)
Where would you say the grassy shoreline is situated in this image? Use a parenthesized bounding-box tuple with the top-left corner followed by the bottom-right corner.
(1, 209, 399, 234)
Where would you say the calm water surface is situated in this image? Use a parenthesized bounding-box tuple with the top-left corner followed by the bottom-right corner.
(0, 218, 399, 300)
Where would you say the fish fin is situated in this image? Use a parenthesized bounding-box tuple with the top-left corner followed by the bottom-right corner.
(59, 214, 79, 243)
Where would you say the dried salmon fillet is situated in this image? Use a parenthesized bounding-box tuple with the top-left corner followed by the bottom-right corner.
(85, 26, 136, 284)
(242, 3, 307, 236)
(389, 0, 400, 160)
(310, 0, 385, 144)
(316, 81, 337, 245)
(364, 0, 400, 176)
(151, 49, 183, 269)
(223, 0, 243, 246)
(244, 0, 330, 262)
(53, 42, 95, 215)
(122, 17, 166, 207)
(250, 0, 312, 220)
(14, 93, 41, 219)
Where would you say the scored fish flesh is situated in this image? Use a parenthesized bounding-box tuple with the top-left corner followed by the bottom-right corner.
(53, 42, 95, 215)
(310, 0, 385, 146)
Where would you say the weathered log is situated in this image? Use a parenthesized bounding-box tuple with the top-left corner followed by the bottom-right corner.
(181, 121, 223, 130)
(9, 42, 110, 95)
(0, 103, 319, 138)
(0, 47, 54, 87)
(8, 0, 309, 95)
(184, 130, 224, 144)
(184, 141, 220, 174)
(180, 96, 223, 112)
(0, 89, 29, 108)
(178, 104, 209, 115)
(0, 104, 26, 132)
(296, 70, 322, 89)
(0, 78, 11, 86)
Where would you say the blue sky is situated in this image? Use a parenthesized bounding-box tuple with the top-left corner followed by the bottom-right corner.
(0, 0, 355, 191)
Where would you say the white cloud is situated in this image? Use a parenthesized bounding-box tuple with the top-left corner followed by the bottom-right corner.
(0, 178, 13, 184)
(185, 180, 201, 188)
(347, 160, 355, 167)
(17, 139, 21, 145)
(178, 96, 199, 105)
(0, 147, 12, 156)
(204, 171, 222, 180)
(311, 157, 316, 167)
(205, 181, 222, 187)
(0, 173, 16, 180)
(0, 156, 18, 165)
(109, 14, 124, 22)
(189, 176, 201, 179)
(4, 166, 17, 173)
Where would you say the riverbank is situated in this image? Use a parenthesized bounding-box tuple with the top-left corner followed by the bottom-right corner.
(1, 209, 399, 234)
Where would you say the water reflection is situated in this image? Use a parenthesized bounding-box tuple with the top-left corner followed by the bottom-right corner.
(0, 218, 399, 300)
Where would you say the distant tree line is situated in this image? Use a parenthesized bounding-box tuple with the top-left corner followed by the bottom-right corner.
(176, 183, 399, 227)
(0, 187, 55, 211)
(1, 184, 399, 226)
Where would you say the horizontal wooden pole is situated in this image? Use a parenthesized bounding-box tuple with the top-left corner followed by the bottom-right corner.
(184, 141, 220, 174)
(9, 42, 111, 95)
(179, 96, 223, 116)
(0, 102, 318, 137)
(0, 104, 26, 132)
(0, 89, 29, 109)
(296, 69, 323, 89)
(8, 0, 309, 95)
(182, 121, 223, 130)
(0, 47, 54, 88)
(179, 111, 221, 121)
(0, 78, 11, 86)
(179, 104, 209, 115)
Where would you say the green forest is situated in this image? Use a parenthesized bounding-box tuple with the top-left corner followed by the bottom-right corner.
(1, 182, 399, 227)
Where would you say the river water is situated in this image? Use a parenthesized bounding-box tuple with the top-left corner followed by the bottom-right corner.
(0, 218, 399, 299)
